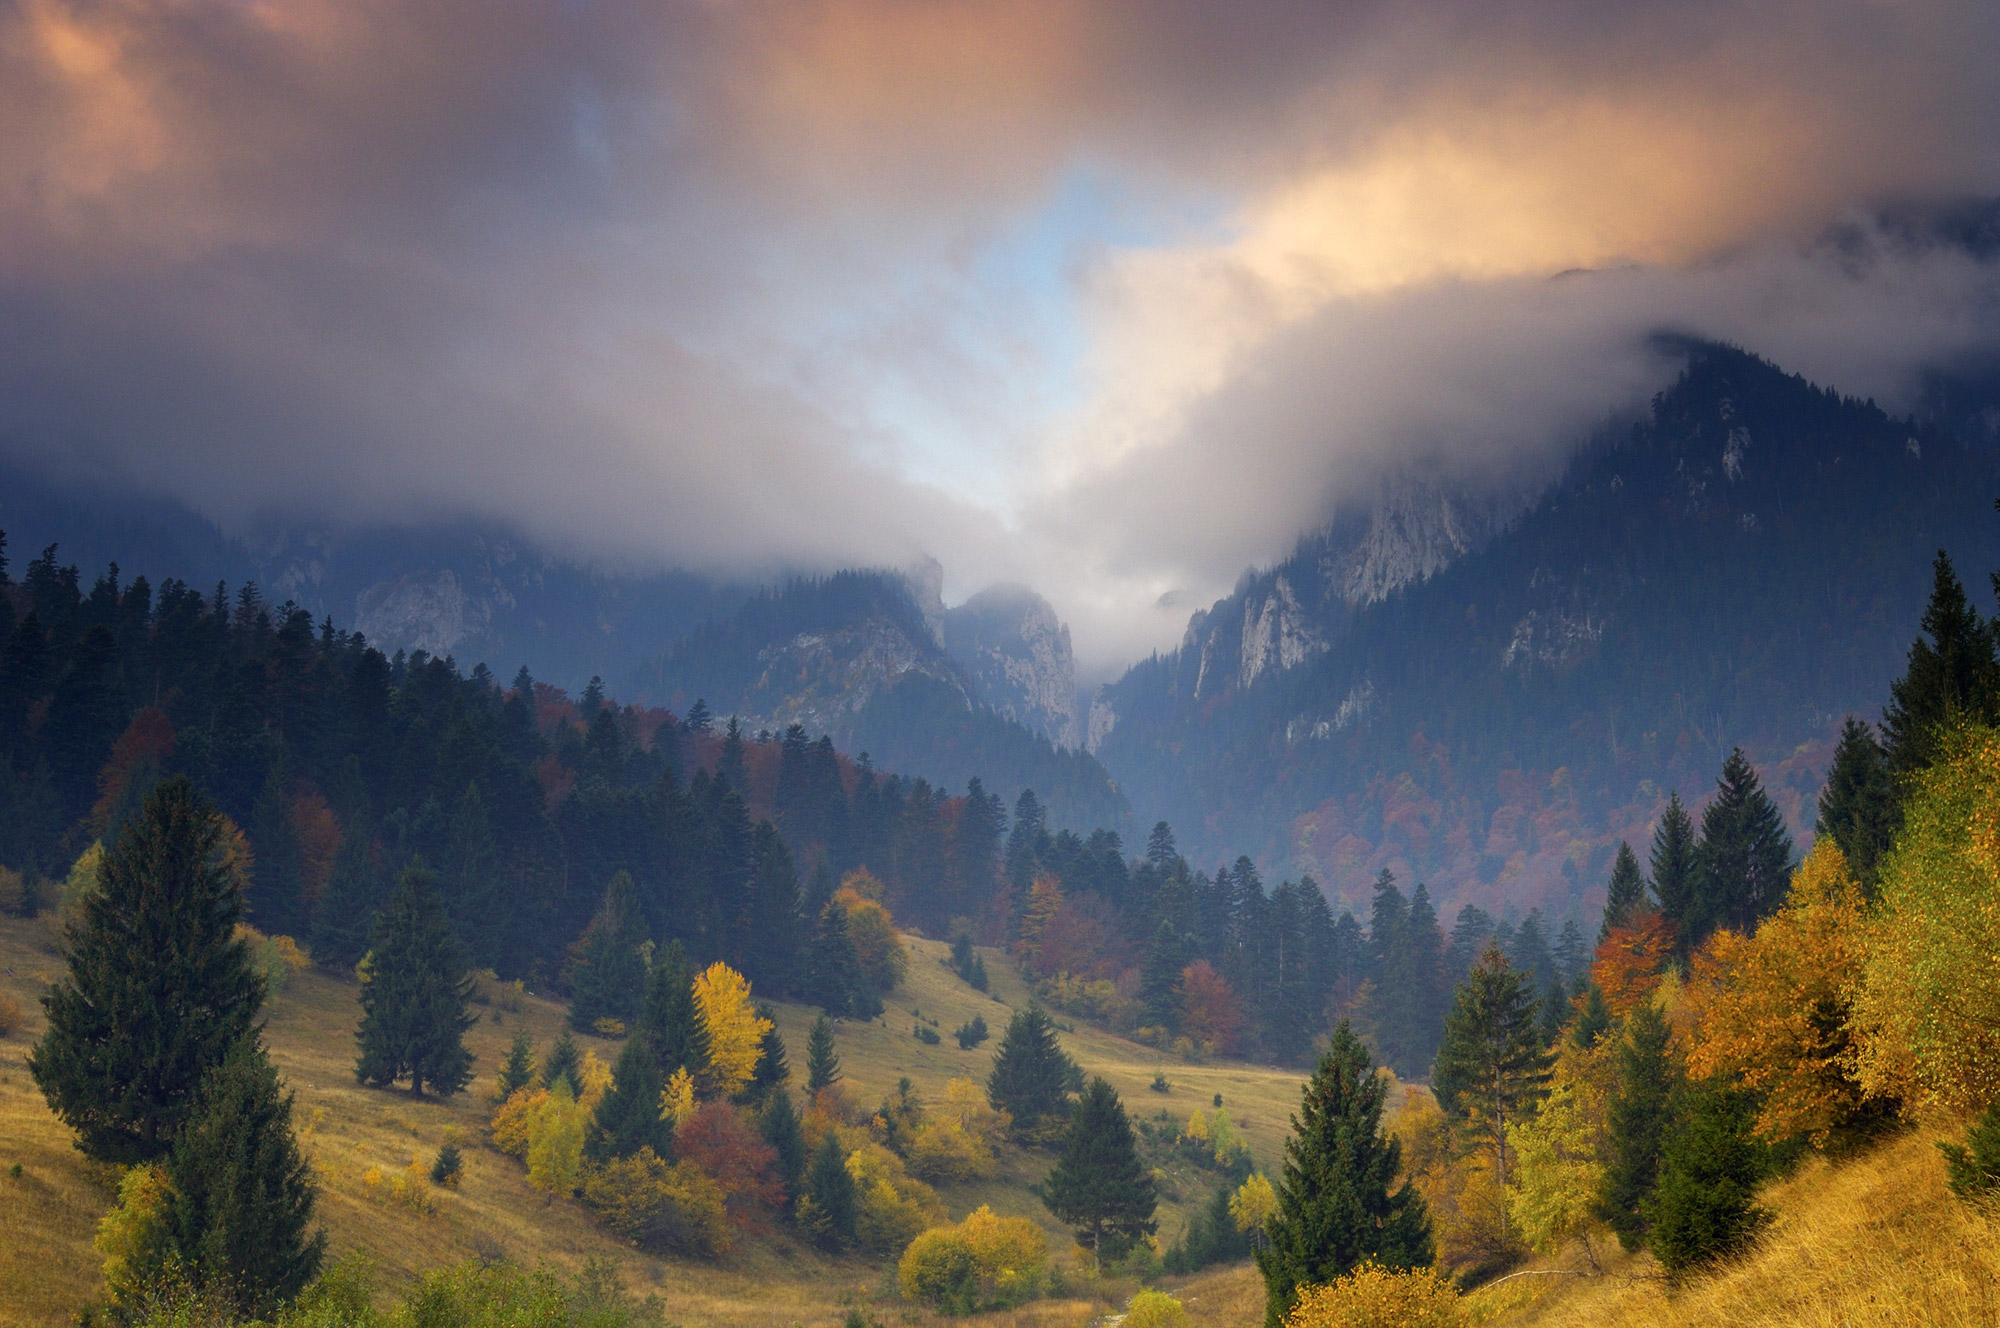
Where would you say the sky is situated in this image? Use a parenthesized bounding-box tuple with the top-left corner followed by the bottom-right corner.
(4, 0, 2000, 676)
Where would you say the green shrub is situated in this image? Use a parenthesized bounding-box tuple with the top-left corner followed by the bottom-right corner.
(1939, 1101, 2000, 1200)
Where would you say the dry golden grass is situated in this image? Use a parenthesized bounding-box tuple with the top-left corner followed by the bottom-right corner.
(1468, 1128, 2000, 1328)
(0, 916, 1309, 1327)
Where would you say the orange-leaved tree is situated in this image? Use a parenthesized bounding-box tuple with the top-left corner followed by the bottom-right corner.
(1180, 960, 1245, 1056)
(1590, 911, 1675, 1017)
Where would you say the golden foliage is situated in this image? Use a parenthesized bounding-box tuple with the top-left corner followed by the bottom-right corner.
(1389, 1085, 1517, 1273)
(579, 1146, 731, 1256)
(906, 1077, 1007, 1181)
(1284, 1263, 1464, 1328)
(489, 1085, 548, 1158)
(95, 1164, 173, 1305)
(577, 1050, 612, 1112)
(1124, 1288, 1189, 1328)
(692, 961, 771, 1098)
(898, 1204, 1048, 1310)
(660, 1066, 697, 1125)
(1016, 875, 1065, 966)
(836, 889, 909, 994)
(525, 1084, 590, 1196)
(1231, 1172, 1278, 1233)
(60, 841, 106, 925)
(0, 990, 22, 1039)
(847, 1141, 947, 1254)
(1506, 1076, 1605, 1257)
(271, 935, 311, 972)
(1590, 911, 1675, 1018)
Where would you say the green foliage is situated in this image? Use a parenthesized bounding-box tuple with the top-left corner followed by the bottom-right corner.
(1882, 549, 2000, 779)
(1939, 1101, 2000, 1201)
(354, 862, 476, 1097)
(1816, 716, 1898, 895)
(1648, 794, 1697, 942)
(953, 1015, 988, 1049)
(1257, 1022, 1432, 1328)
(638, 940, 708, 1081)
(1040, 1077, 1157, 1259)
(758, 1086, 808, 1205)
(307, 814, 384, 974)
(567, 873, 648, 1033)
(1645, 1080, 1771, 1277)
(1163, 1179, 1253, 1274)
(1429, 946, 1548, 1185)
(986, 1004, 1071, 1136)
(395, 1256, 665, 1327)
(430, 1140, 463, 1187)
(495, 1030, 536, 1101)
(1598, 841, 1647, 944)
(1598, 1001, 1679, 1251)
(805, 1014, 841, 1094)
(799, 1134, 858, 1250)
(805, 902, 878, 1019)
(948, 933, 988, 991)
(743, 1008, 788, 1106)
(583, 1037, 671, 1164)
(542, 1032, 584, 1098)
(1570, 983, 1612, 1049)
(31, 777, 265, 1164)
(1684, 748, 1793, 947)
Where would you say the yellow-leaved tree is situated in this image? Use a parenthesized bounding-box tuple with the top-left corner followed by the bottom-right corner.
(1282, 1263, 1463, 1328)
(836, 887, 909, 994)
(1685, 839, 1894, 1146)
(526, 1082, 591, 1196)
(1854, 727, 2000, 1114)
(1505, 1075, 1605, 1261)
(692, 962, 772, 1098)
(1230, 1173, 1278, 1237)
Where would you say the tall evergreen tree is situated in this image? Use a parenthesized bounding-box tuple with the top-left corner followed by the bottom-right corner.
(542, 1030, 584, 1097)
(800, 1132, 858, 1249)
(584, 1036, 672, 1163)
(804, 900, 873, 1018)
(1139, 918, 1189, 1033)
(1645, 1080, 1769, 1277)
(1429, 946, 1548, 1190)
(1597, 1001, 1679, 1250)
(1552, 917, 1590, 984)
(1688, 749, 1793, 942)
(745, 1009, 789, 1106)
(1445, 905, 1497, 981)
(806, 1014, 841, 1094)
(308, 816, 384, 972)
(1816, 716, 1898, 895)
(641, 938, 710, 1080)
(1881, 549, 1999, 778)
(1648, 793, 1697, 938)
(150, 1039, 326, 1317)
(1040, 1077, 1158, 1260)
(31, 777, 265, 1163)
(760, 1085, 809, 1206)
(1599, 841, 1648, 944)
(567, 872, 648, 1031)
(1256, 1021, 1431, 1328)
(353, 861, 476, 1097)
(987, 1004, 1071, 1136)
(495, 1029, 536, 1100)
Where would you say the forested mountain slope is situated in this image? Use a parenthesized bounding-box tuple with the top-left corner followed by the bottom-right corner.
(1093, 344, 2000, 919)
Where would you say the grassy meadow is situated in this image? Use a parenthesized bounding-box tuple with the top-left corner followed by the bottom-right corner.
(0, 912, 1310, 1327)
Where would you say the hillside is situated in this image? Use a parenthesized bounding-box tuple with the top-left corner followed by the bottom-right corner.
(0, 910, 1306, 1328)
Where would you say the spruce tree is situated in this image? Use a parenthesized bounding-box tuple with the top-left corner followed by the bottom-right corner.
(1552, 917, 1589, 984)
(805, 900, 870, 1018)
(1598, 1001, 1678, 1250)
(1570, 984, 1612, 1050)
(1689, 749, 1793, 942)
(1816, 716, 1898, 895)
(1138, 918, 1189, 1032)
(31, 777, 265, 1163)
(806, 1014, 841, 1094)
(495, 1029, 536, 1101)
(760, 1085, 809, 1206)
(1256, 1021, 1431, 1328)
(542, 1030, 584, 1097)
(800, 1132, 858, 1249)
(1882, 549, 1999, 778)
(1040, 1077, 1158, 1260)
(1429, 945, 1548, 1189)
(1599, 841, 1648, 944)
(354, 862, 476, 1097)
(584, 1036, 672, 1163)
(987, 1004, 1070, 1136)
(1649, 793, 1697, 936)
(151, 1039, 326, 1317)
(307, 815, 383, 972)
(1645, 1080, 1769, 1277)
(567, 872, 648, 1032)
(641, 939, 710, 1080)
(745, 1010, 789, 1106)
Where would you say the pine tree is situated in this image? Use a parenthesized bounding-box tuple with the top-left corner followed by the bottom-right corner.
(308, 816, 383, 972)
(567, 872, 648, 1031)
(1430, 946, 1548, 1190)
(354, 862, 476, 1097)
(804, 900, 872, 1018)
(1645, 1080, 1769, 1277)
(1599, 841, 1648, 944)
(760, 1085, 809, 1206)
(641, 939, 711, 1080)
(542, 1030, 583, 1097)
(31, 777, 265, 1163)
(987, 1004, 1071, 1135)
(1139, 918, 1189, 1032)
(1649, 793, 1698, 940)
(151, 1039, 326, 1317)
(584, 1036, 672, 1163)
(806, 1014, 841, 1094)
(1256, 1021, 1431, 1328)
(1598, 1001, 1678, 1250)
(745, 1010, 789, 1105)
(800, 1132, 857, 1249)
(1816, 717, 1898, 895)
(1689, 749, 1793, 943)
(495, 1029, 536, 1100)
(1882, 549, 2000, 778)
(1040, 1077, 1157, 1260)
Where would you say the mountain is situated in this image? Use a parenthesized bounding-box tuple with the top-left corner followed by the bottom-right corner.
(1090, 342, 2000, 921)
(0, 459, 748, 691)
(944, 583, 1080, 747)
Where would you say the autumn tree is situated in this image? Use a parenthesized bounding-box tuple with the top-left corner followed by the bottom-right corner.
(1507, 1075, 1606, 1261)
(353, 861, 476, 1098)
(693, 961, 772, 1098)
(1180, 960, 1246, 1056)
(835, 886, 908, 994)
(1589, 911, 1674, 1018)
(31, 777, 264, 1162)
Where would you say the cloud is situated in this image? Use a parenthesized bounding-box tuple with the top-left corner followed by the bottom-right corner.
(0, 0, 1997, 674)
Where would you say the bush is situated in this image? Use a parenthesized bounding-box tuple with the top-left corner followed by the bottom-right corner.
(579, 1148, 730, 1256)
(898, 1205, 1048, 1313)
(1940, 1101, 2000, 1200)
(96, 1164, 175, 1307)
(1124, 1289, 1188, 1328)
(490, 1086, 549, 1158)
(0, 991, 23, 1039)
(1282, 1264, 1463, 1328)
(914, 1024, 941, 1045)
(954, 1016, 989, 1049)
(397, 1257, 663, 1327)
(848, 1143, 946, 1254)
(431, 1140, 463, 1187)
(526, 1086, 591, 1196)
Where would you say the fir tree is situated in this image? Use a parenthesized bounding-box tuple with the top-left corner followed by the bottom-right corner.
(804, 900, 872, 1018)
(1430, 946, 1548, 1190)
(1599, 841, 1648, 944)
(584, 1036, 672, 1163)
(354, 862, 476, 1097)
(495, 1029, 536, 1100)
(1882, 549, 1999, 778)
(641, 939, 710, 1080)
(1645, 1080, 1769, 1277)
(1598, 1001, 1678, 1250)
(1649, 793, 1698, 938)
(718, 716, 748, 794)
(1139, 918, 1189, 1033)
(1816, 716, 1898, 895)
(1256, 1021, 1431, 1328)
(1538, 977, 1570, 1047)
(567, 872, 648, 1032)
(31, 777, 265, 1163)
(745, 1010, 789, 1105)
(987, 1004, 1071, 1136)
(1552, 917, 1590, 984)
(800, 1132, 857, 1249)
(1689, 749, 1793, 943)
(542, 1030, 583, 1097)
(1570, 984, 1612, 1050)
(151, 1039, 326, 1317)
(760, 1085, 809, 1206)
(1041, 1077, 1157, 1260)
(806, 1014, 841, 1094)
(307, 814, 383, 973)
